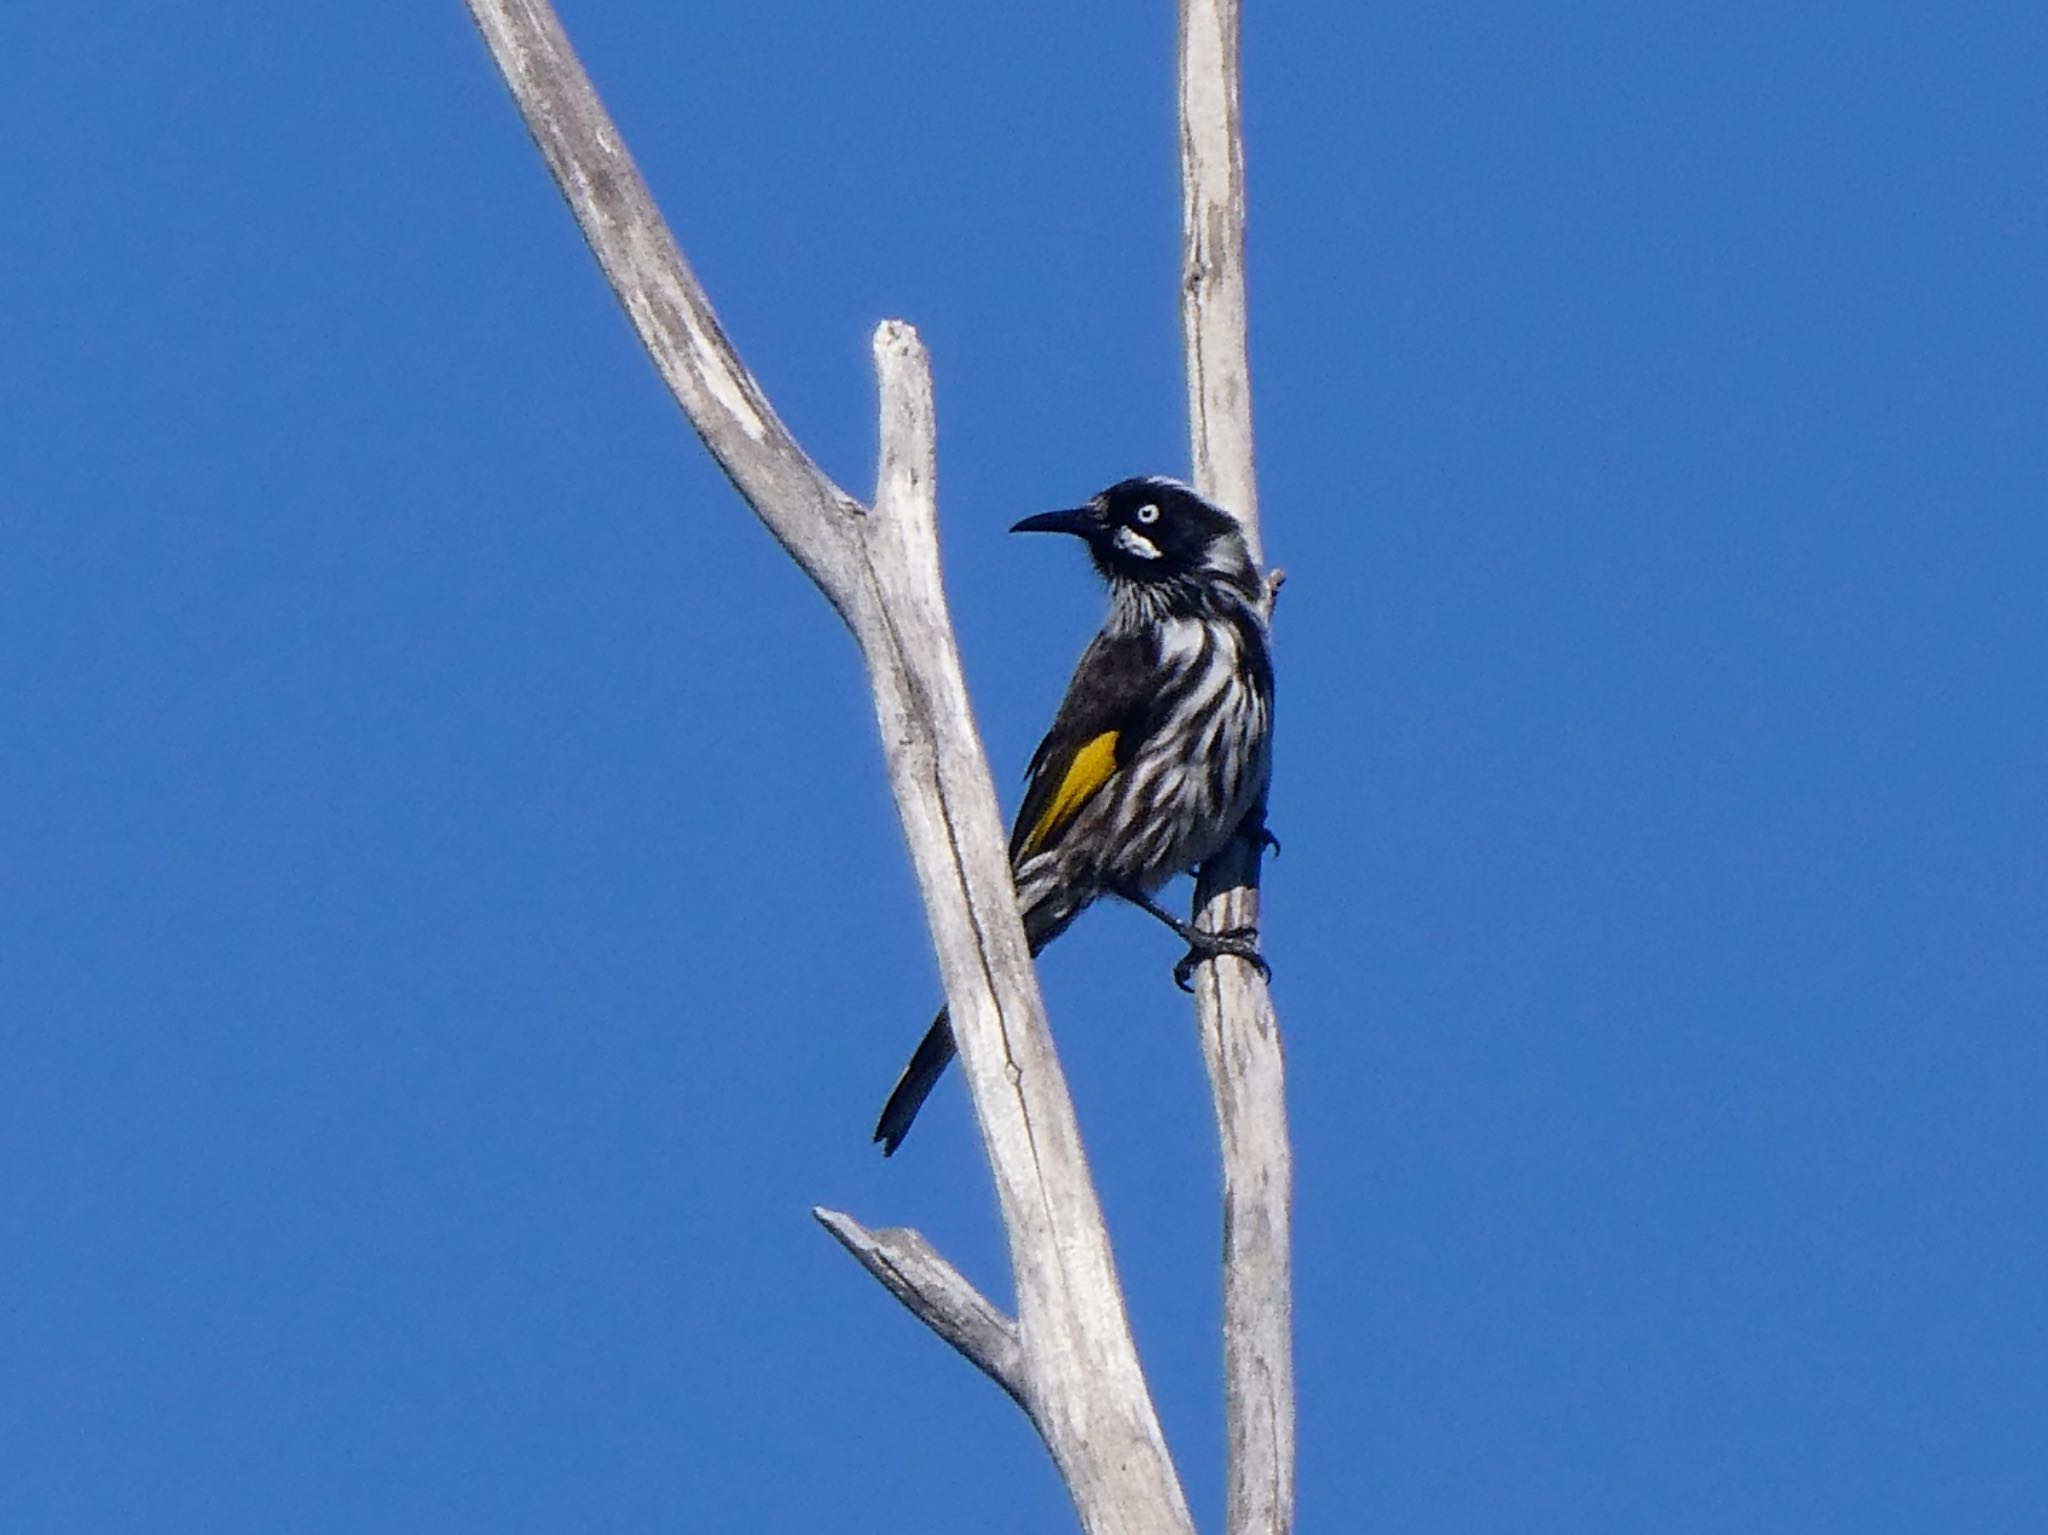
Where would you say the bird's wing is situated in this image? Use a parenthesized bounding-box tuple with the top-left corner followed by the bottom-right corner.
(1010, 628, 1160, 863)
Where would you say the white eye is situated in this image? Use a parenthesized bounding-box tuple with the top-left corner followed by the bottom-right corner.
(1135, 503, 1161, 524)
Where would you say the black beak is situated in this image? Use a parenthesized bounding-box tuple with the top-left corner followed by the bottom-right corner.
(1010, 506, 1100, 538)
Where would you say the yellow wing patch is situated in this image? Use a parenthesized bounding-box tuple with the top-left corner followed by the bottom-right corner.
(1020, 730, 1121, 856)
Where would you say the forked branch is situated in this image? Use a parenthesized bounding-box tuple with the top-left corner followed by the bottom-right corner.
(464, 4, 1191, 1532)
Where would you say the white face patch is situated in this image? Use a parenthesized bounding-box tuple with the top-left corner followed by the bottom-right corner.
(1113, 525, 1163, 560)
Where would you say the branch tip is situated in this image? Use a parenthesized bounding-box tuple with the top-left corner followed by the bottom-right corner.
(813, 1207, 1028, 1408)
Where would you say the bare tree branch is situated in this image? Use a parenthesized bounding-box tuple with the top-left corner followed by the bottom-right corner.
(1178, 3, 1298, 1534)
(1179, 0, 1262, 557)
(813, 1207, 1025, 1406)
(463, 5, 1194, 1531)
(854, 323, 1196, 1535)
(462, 0, 862, 613)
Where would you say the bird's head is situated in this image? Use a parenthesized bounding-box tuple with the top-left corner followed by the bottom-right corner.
(1011, 476, 1258, 599)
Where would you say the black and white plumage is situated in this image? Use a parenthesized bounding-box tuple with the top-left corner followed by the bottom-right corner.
(873, 476, 1274, 1155)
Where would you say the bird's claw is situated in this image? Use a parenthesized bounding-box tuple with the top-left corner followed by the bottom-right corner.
(1234, 809, 1280, 857)
(1173, 925, 1271, 992)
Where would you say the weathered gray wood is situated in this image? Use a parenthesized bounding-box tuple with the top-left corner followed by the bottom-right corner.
(462, 0, 863, 619)
(1179, 0, 1261, 554)
(812, 1207, 1025, 1407)
(858, 326, 1195, 1535)
(463, 8, 1195, 1532)
(1178, 3, 1298, 1534)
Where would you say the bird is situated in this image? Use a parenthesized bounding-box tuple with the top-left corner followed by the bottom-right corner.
(873, 475, 1275, 1155)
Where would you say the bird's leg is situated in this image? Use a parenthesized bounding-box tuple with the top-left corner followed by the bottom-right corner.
(1113, 886, 1270, 993)
(1115, 885, 1205, 943)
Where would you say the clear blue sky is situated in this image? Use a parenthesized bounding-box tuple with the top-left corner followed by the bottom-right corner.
(4, 3, 2043, 1530)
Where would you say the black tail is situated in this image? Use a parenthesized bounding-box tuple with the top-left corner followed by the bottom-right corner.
(873, 1008, 956, 1156)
